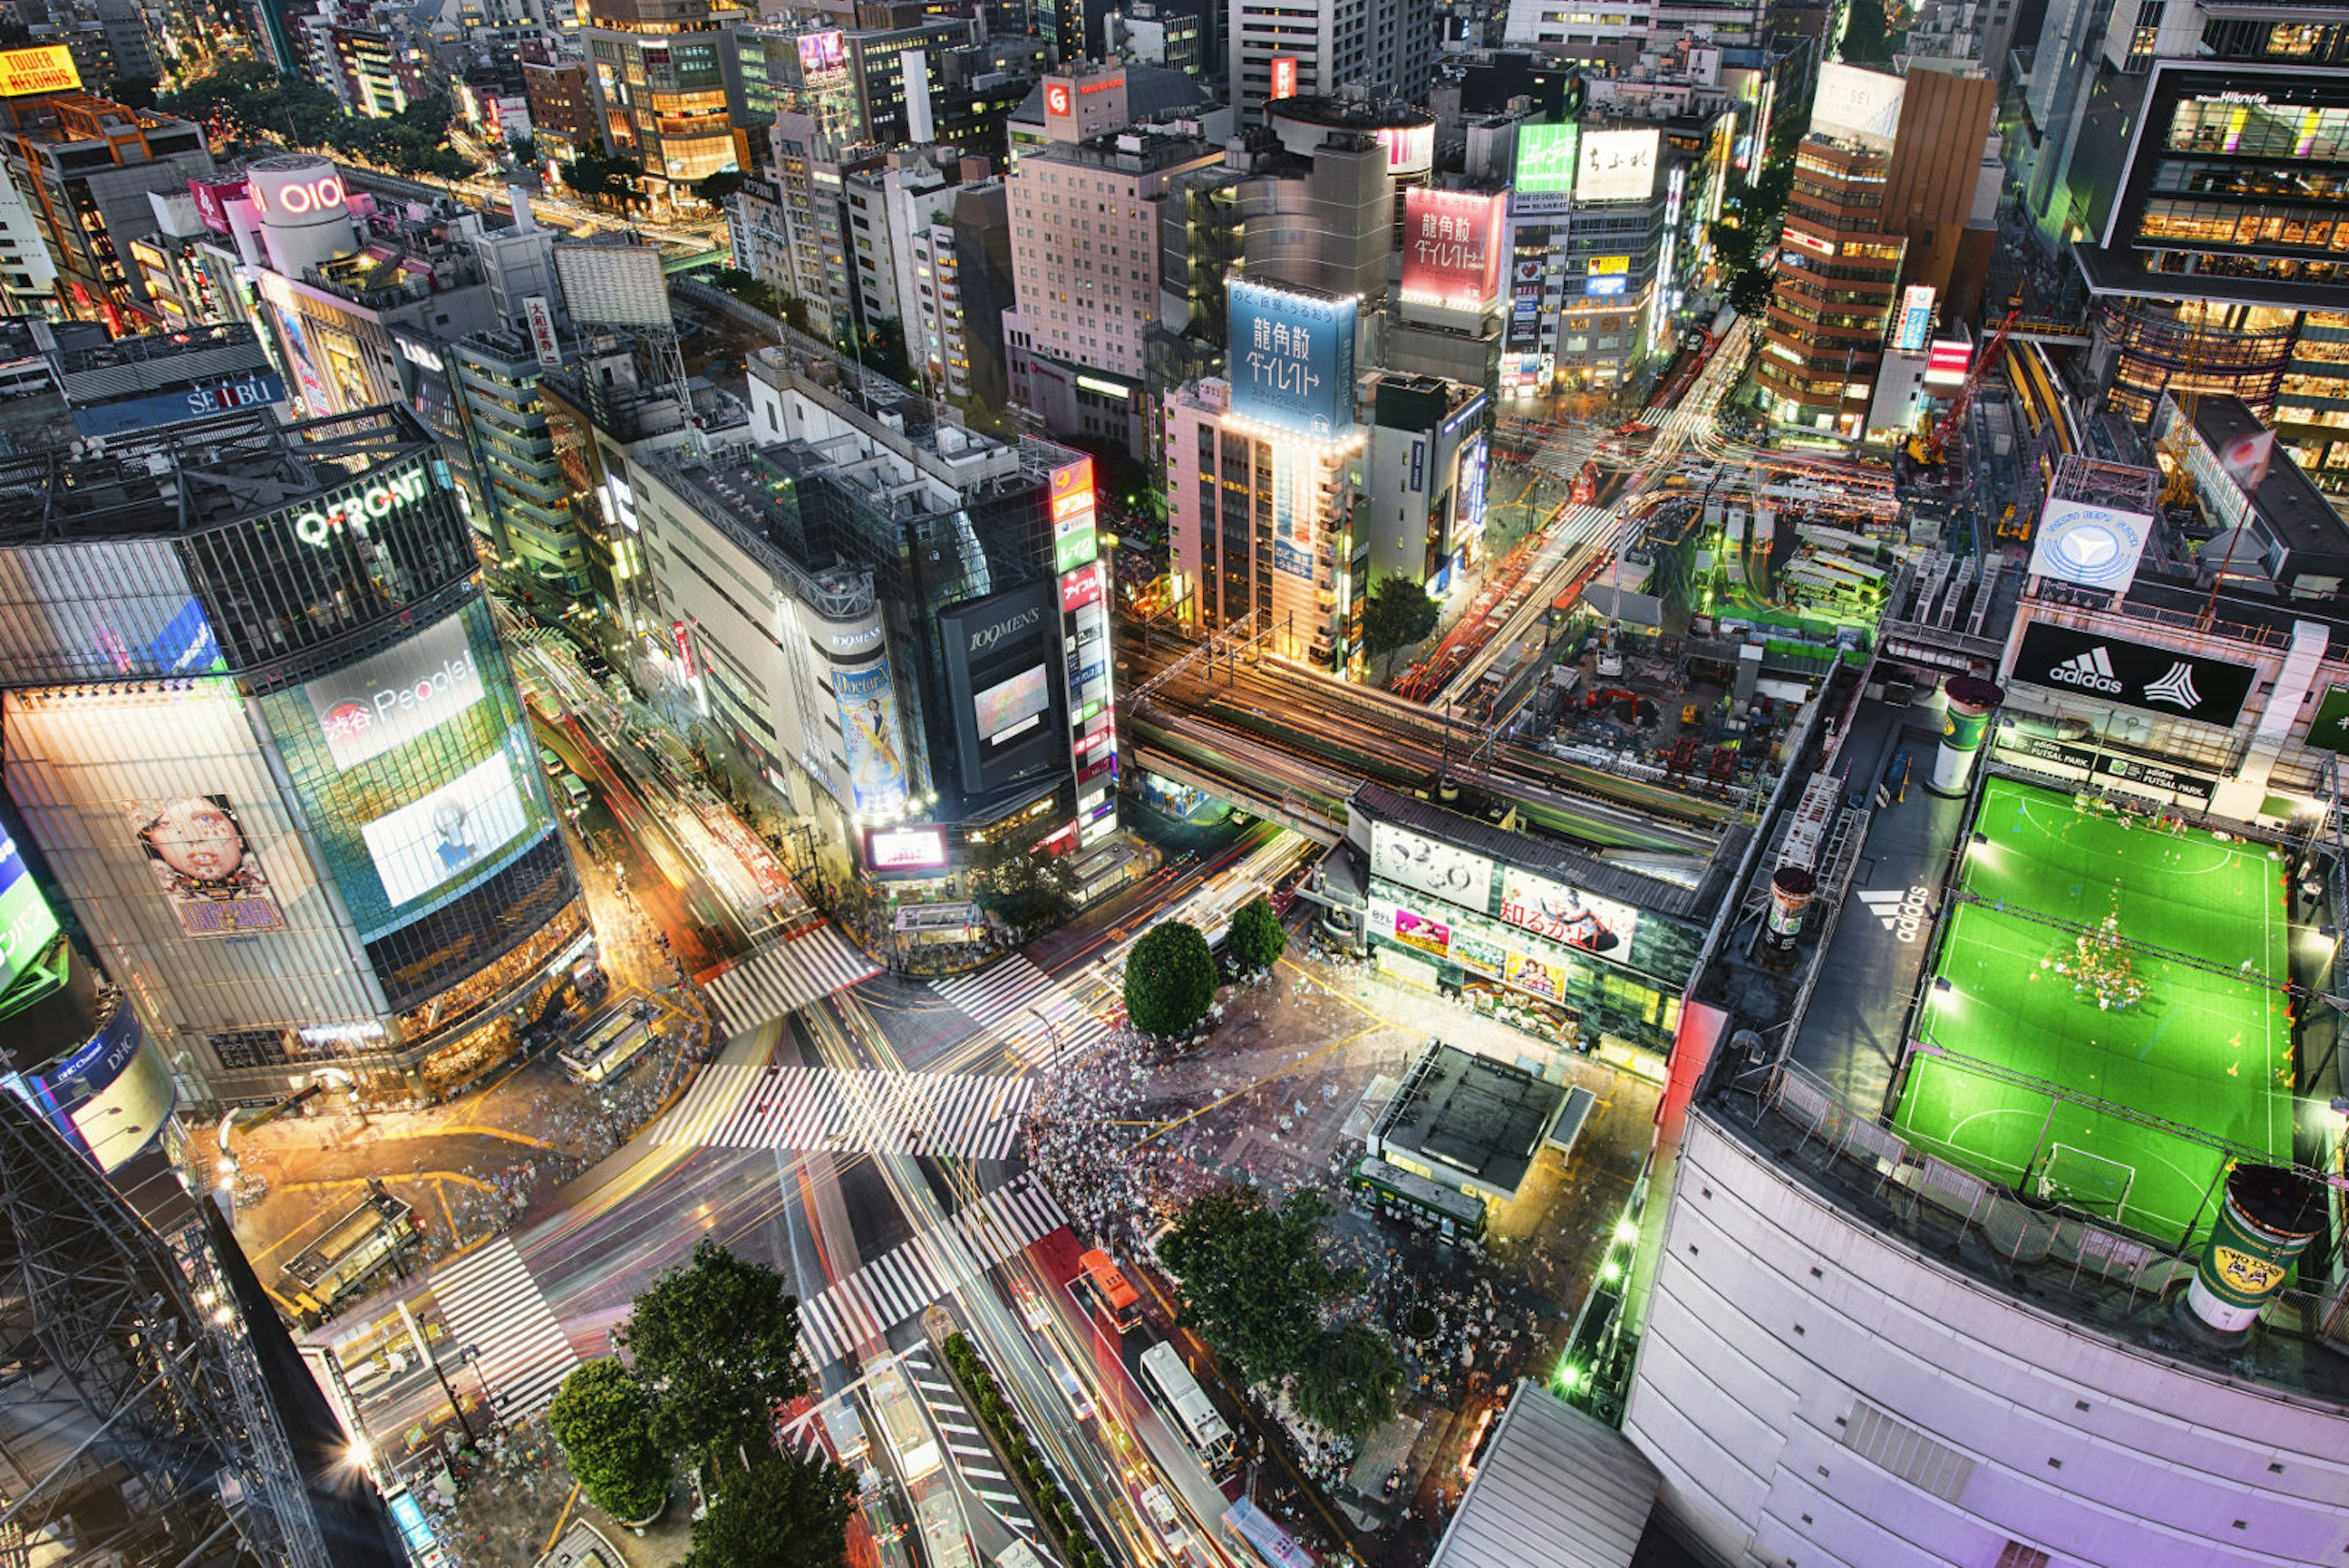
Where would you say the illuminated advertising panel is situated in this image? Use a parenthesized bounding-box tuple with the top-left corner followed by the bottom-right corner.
(1402, 188, 1504, 310)
(0, 832, 59, 998)
(1588, 255, 1630, 275)
(1575, 128, 1660, 203)
(258, 599, 557, 940)
(1051, 455, 1099, 573)
(1060, 565, 1103, 613)
(833, 661, 910, 814)
(1392, 906, 1450, 957)
(2306, 685, 2349, 754)
(1045, 82, 1072, 116)
(2011, 620, 2254, 727)
(1924, 340, 1972, 385)
(0, 45, 80, 97)
(1811, 61, 1906, 144)
(360, 751, 532, 907)
(1379, 124, 1434, 175)
(146, 598, 224, 677)
(188, 176, 248, 233)
(125, 793, 286, 936)
(1498, 866, 1636, 954)
(304, 611, 484, 770)
(1515, 123, 1579, 192)
(71, 373, 288, 439)
(867, 825, 948, 871)
(1458, 434, 1488, 545)
(796, 29, 846, 73)
(1229, 278, 1357, 439)
(1891, 284, 1935, 353)
(1586, 275, 1628, 297)
(1369, 820, 1494, 907)
(2027, 498, 2153, 589)
(974, 665, 1049, 741)
(1270, 55, 1297, 100)
(10, 1007, 175, 1173)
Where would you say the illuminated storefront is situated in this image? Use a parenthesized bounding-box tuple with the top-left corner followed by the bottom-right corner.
(0, 405, 583, 1101)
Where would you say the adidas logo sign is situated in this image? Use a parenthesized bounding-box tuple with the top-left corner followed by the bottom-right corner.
(2143, 661, 2202, 710)
(2048, 646, 2123, 694)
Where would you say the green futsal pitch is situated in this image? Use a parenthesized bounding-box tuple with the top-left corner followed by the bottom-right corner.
(1893, 777, 2293, 1242)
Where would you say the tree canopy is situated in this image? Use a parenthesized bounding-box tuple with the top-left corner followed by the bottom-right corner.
(1360, 574, 1439, 675)
(1292, 1322, 1402, 1438)
(159, 65, 476, 180)
(547, 1359, 670, 1522)
(683, 1446, 856, 1568)
(1123, 920, 1216, 1037)
(1158, 1186, 1348, 1387)
(1224, 896, 1286, 975)
(970, 818, 1077, 934)
(561, 150, 643, 204)
(614, 1239, 809, 1462)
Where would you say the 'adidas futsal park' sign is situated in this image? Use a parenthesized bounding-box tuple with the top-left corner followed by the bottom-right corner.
(2308, 685, 2349, 754)
(2013, 620, 2255, 729)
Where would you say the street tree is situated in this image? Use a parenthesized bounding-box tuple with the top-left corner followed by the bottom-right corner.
(561, 152, 642, 204)
(547, 1360, 671, 1523)
(683, 1446, 856, 1568)
(616, 1239, 809, 1462)
(1123, 920, 1215, 1037)
(1157, 1186, 1348, 1386)
(1359, 574, 1439, 680)
(1293, 1323, 1403, 1438)
(1225, 896, 1286, 975)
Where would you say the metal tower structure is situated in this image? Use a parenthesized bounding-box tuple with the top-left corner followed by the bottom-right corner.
(0, 1090, 332, 1567)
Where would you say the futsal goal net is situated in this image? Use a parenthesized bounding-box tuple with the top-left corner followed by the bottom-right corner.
(2033, 1142, 2136, 1221)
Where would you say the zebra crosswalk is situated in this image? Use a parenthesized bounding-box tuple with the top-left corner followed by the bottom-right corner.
(702, 925, 878, 1035)
(905, 1346, 1031, 1531)
(798, 1173, 1067, 1369)
(429, 1237, 579, 1422)
(930, 956, 1114, 1074)
(651, 1063, 1034, 1159)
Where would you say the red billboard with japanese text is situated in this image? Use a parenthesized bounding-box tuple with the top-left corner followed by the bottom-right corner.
(1270, 55, 1297, 100)
(1401, 188, 1504, 311)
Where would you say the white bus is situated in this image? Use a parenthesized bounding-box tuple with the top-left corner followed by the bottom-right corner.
(1139, 1342, 1236, 1473)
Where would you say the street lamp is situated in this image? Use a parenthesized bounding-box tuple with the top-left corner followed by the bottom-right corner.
(459, 1343, 505, 1433)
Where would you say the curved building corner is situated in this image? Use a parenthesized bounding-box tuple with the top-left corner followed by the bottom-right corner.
(0, 404, 585, 1107)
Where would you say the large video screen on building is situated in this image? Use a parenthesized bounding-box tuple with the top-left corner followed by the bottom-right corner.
(360, 751, 533, 907)
(974, 665, 1050, 741)
(941, 579, 1063, 796)
(259, 598, 554, 938)
(1229, 278, 1358, 440)
(305, 611, 484, 769)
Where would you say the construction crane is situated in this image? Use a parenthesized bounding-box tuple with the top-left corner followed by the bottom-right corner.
(1906, 308, 2022, 467)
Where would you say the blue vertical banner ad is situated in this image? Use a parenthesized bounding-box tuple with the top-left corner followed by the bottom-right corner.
(1229, 278, 1358, 439)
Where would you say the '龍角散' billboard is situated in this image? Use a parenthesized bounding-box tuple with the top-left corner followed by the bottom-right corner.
(1229, 278, 1357, 440)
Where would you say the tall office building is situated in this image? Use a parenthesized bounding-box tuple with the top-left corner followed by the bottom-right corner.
(1756, 61, 1995, 437)
(1165, 277, 1365, 669)
(579, 0, 748, 217)
(1227, 0, 1443, 119)
(1006, 86, 1220, 453)
(0, 404, 587, 1104)
(638, 344, 1119, 880)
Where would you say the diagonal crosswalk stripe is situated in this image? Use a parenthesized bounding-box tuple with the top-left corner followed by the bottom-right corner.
(797, 1174, 1067, 1370)
(429, 1237, 580, 1422)
(702, 926, 878, 1036)
(651, 1064, 1034, 1157)
(931, 954, 1116, 1074)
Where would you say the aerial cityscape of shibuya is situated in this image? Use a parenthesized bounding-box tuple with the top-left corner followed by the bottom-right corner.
(1, 0, 2348, 1562)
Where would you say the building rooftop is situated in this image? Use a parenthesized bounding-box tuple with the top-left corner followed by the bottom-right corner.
(1371, 1040, 1569, 1201)
(1268, 94, 1436, 132)
(2186, 395, 2349, 580)
(1428, 1381, 1660, 1568)
(0, 403, 436, 543)
(1009, 62, 1214, 127)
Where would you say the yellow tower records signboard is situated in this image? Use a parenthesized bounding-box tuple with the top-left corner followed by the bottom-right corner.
(0, 46, 81, 98)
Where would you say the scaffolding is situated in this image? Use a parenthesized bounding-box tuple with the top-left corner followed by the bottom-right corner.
(0, 1093, 330, 1567)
